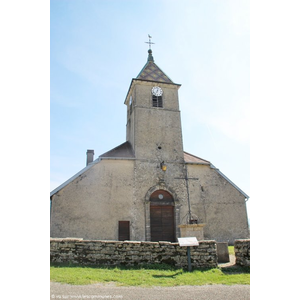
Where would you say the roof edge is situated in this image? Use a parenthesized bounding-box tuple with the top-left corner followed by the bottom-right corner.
(137, 61, 174, 83)
(134, 78, 181, 86)
(124, 78, 181, 104)
(99, 157, 136, 160)
(50, 158, 101, 197)
(210, 164, 249, 199)
(99, 141, 135, 159)
(183, 151, 211, 164)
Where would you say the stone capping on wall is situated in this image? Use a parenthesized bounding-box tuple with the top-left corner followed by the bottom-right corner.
(234, 239, 250, 267)
(50, 238, 217, 269)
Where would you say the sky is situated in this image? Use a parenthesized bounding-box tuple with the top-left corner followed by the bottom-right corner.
(50, 0, 250, 218)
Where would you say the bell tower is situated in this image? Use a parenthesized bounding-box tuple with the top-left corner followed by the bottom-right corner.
(124, 48, 184, 163)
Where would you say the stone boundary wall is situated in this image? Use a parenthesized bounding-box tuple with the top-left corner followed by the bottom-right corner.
(234, 239, 250, 266)
(50, 238, 217, 269)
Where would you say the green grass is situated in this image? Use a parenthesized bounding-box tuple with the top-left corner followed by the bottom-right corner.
(228, 246, 235, 255)
(50, 264, 249, 286)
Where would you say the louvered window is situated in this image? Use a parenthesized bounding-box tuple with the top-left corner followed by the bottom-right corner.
(129, 96, 133, 114)
(152, 95, 163, 108)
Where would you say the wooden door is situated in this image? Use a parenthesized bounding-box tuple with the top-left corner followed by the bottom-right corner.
(118, 221, 130, 241)
(150, 205, 175, 242)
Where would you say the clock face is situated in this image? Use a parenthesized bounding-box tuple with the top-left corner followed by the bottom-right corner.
(152, 86, 163, 97)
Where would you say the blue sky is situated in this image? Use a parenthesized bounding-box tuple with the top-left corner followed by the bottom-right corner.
(50, 0, 250, 217)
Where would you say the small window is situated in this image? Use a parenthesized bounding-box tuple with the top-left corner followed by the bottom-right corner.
(152, 95, 163, 108)
(118, 221, 130, 241)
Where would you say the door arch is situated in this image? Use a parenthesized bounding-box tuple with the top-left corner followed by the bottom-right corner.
(150, 190, 175, 242)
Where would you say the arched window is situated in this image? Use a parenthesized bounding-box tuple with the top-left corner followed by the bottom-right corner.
(152, 95, 163, 108)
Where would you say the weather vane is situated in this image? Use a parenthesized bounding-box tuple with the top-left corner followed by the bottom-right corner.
(145, 34, 155, 50)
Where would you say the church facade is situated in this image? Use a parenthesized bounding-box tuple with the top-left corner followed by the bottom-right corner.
(50, 49, 249, 244)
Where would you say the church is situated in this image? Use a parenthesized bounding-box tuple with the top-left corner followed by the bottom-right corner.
(50, 47, 249, 245)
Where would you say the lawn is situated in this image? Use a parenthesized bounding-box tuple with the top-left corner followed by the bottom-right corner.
(228, 246, 235, 255)
(50, 263, 249, 286)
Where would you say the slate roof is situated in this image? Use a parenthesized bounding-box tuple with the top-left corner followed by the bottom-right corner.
(136, 49, 173, 83)
(137, 61, 173, 83)
(99, 141, 135, 158)
(183, 152, 210, 164)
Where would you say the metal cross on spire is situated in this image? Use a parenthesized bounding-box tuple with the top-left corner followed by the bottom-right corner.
(145, 34, 155, 50)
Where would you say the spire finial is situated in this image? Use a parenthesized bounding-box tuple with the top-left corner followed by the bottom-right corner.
(145, 34, 155, 50)
(145, 34, 154, 62)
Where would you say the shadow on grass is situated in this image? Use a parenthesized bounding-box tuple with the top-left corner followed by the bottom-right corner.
(220, 265, 250, 274)
(51, 262, 180, 271)
(51, 262, 249, 275)
(152, 271, 183, 278)
(51, 262, 213, 273)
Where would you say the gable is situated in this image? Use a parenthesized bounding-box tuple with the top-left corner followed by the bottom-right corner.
(50, 158, 100, 197)
(211, 164, 249, 199)
(50, 142, 135, 198)
(184, 151, 249, 199)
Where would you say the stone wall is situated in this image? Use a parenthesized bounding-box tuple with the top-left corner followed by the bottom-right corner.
(50, 238, 217, 269)
(50, 160, 136, 240)
(186, 164, 250, 244)
(234, 239, 250, 266)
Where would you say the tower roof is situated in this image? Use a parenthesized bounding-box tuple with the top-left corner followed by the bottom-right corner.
(124, 49, 180, 104)
(136, 49, 173, 84)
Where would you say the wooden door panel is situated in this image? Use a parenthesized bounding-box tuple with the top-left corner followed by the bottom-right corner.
(150, 205, 175, 242)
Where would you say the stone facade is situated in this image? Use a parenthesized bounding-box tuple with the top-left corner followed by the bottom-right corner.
(51, 159, 136, 240)
(50, 157, 249, 243)
(234, 239, 250, 266)
(178, 224, 206, 241)
(50, 238, 217, 269)
(50, 50, 249, 244)
(186, 164, 249, 244)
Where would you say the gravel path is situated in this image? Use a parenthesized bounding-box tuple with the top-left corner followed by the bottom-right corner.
(50, 282, 250, 300)
(218, 254, 236, 268)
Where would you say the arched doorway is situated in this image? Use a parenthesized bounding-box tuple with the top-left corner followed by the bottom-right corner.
(150, 190, 175, 242)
